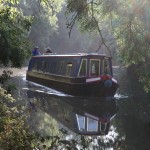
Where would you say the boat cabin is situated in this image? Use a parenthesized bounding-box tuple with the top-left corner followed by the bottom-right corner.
(28, 53, 112, 78)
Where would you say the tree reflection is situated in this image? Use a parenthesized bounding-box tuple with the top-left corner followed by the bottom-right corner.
(113, 97, 150, 150)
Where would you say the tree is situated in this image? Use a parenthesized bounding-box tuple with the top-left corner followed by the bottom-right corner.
(0, 0, 33, 67)
(0, 0, 65, 67)
(65, 0, 150, 92)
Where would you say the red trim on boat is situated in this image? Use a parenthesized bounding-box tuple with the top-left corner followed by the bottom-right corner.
(100, 75, 112, 80)
(86, 75, 112, 83)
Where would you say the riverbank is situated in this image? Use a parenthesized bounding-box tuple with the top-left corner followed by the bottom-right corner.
(0, 67, 27, 77)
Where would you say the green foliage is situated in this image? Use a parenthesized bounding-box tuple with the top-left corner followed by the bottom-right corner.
(0, 0, 65, 67)
(32, 128, 93, 150)
(134, 60, 150, 93)
(66, 0, 98, 34)
(0, 69, 17, 94)
(0, 87, 35, 149)
(0, 70, 13, 85)
(113, 1, 150, 66)
(0, 1, 33, 67)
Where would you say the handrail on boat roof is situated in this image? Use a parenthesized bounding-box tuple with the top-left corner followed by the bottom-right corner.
(33, 52, 108, 57)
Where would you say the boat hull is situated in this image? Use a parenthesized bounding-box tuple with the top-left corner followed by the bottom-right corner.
(26, 71, 118, 97)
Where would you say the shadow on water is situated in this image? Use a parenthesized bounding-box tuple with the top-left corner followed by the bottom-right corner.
(112, 67, 150, 150)
(26, 88, 118, 136)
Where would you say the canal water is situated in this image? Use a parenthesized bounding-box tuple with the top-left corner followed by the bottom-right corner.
(6, 67, 150, 149)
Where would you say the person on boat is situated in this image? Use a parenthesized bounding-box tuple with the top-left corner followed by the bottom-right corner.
(45, 47, 52, 54)
(32, 46, 41, 56)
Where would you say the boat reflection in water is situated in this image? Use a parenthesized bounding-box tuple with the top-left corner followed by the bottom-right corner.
(27, 89, 118, 136)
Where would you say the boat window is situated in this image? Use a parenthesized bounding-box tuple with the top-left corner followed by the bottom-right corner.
(103, 58, 111, 75)
(90, 59, 100, 77)
(43, 61, 48, 72)
(50, 62, 56, 73)
(32, 60, 38, 72)
(59, 61, 65, 73)
(78, 59, 87, 77)
(66, 63, 72, 76)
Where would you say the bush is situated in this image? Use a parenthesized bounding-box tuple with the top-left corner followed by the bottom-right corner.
(0, 87, 35, 149)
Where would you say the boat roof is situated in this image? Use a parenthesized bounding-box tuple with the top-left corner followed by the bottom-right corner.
(33, 53, 111, 58)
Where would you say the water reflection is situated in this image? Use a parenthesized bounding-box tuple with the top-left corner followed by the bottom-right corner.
(26, 89, 118, 136)
(8, 67, 150, 149)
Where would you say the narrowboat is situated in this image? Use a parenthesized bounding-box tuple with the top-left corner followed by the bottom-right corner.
(26, 53, 118, 97)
